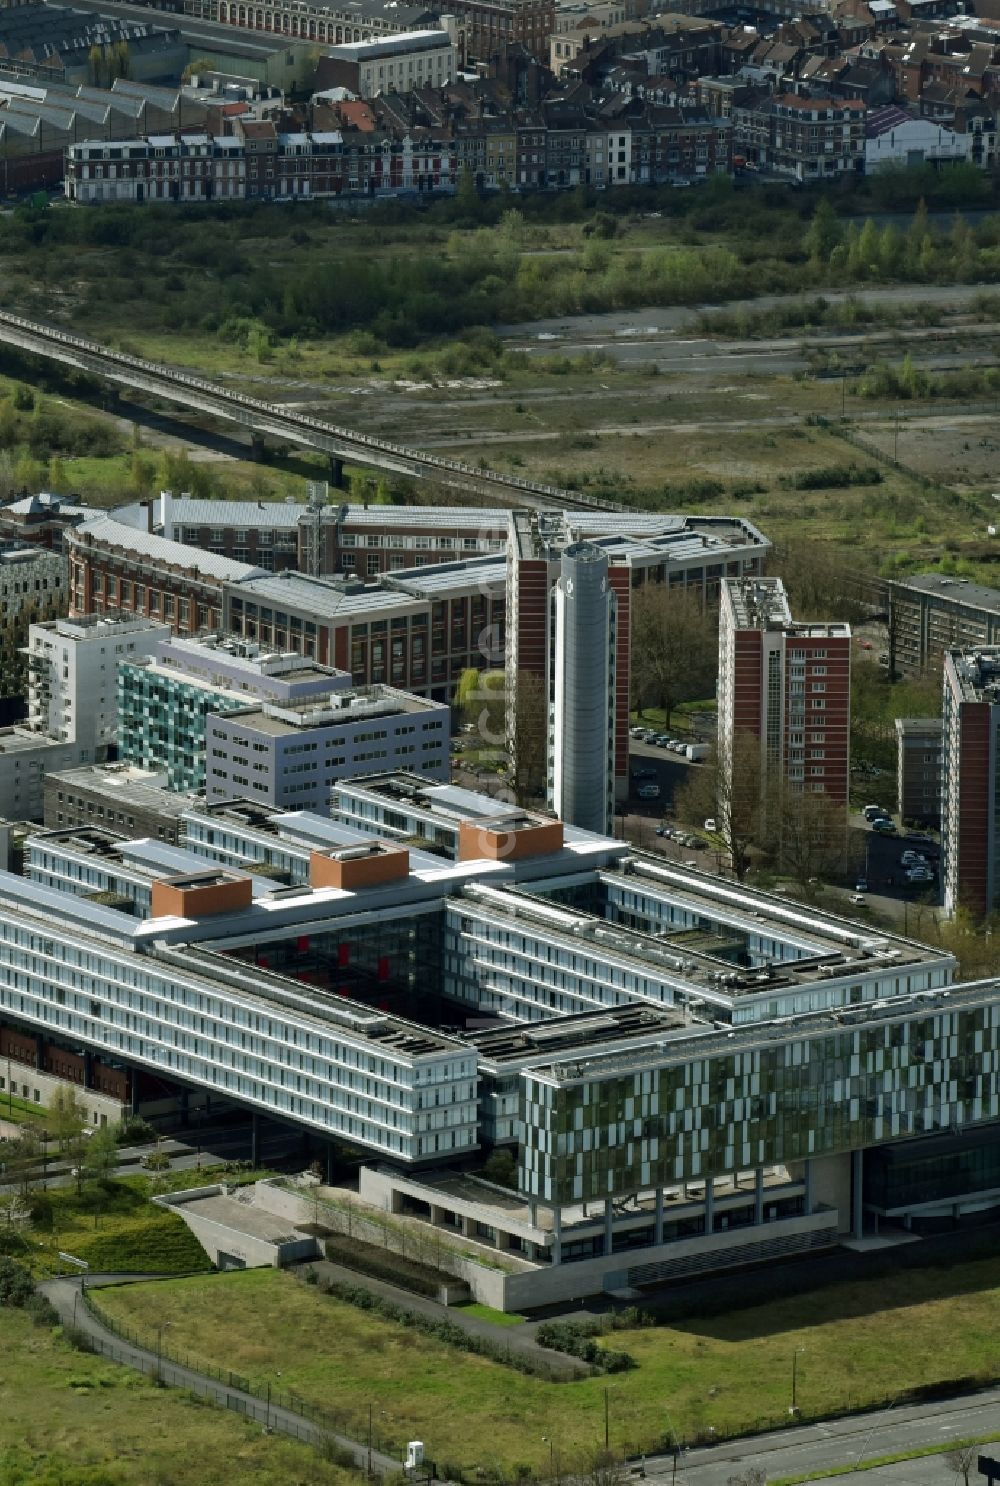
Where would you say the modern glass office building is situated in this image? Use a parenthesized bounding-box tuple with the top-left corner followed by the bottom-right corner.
(1, 775, 999, 1306)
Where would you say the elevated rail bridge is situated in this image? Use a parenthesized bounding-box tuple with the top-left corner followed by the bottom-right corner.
(0, 309, 624, 512)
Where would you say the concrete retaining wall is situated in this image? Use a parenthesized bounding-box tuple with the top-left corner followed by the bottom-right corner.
(0, 1065, 124, 1129)
(255, 1178, 508, 1307)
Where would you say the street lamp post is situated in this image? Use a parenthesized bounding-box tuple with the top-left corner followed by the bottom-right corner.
(368, 1400, 373, 1476)
(791, 1347, 805, 1413)
(542, 1437, 555, 1479)
(604, 1388, 610, 1450)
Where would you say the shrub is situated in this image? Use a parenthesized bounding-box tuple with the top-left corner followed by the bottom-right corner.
(0, 1257, 35, 1307)
(115, 1114, 155, 1146)
(322, 1279, 577, 1381)
(535, 1319, 638, 1373)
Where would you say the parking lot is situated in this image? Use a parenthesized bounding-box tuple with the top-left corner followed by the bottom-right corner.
(851, 813, 940, 900)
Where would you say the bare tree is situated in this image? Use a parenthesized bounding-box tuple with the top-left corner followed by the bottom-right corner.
(630, 582, 718, 726)
(584, 1450, 628, 1486)
(727, 1470, 766, 1486)
(675, 733, 763, 881)
(762, 788, 857, 893)
(946, 1446, 977, 1486)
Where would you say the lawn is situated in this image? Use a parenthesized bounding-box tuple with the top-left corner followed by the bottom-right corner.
(94, 1257, 1000, 1475)
(29, 1177, 213, 1278)
(454, 1302, 526, 1326)
(0, 1306, 357, 1486)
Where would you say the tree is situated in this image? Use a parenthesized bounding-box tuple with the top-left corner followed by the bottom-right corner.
(762, 787, 857, 893)
(584, 1452, 627, 1486)
(675, 732, 763, 881)
(181, 56, 214, 83)
(630, 582, 717, 726)
(482, 1149, 517, 1188)
(770, 538, 870, 624)
(50, 1086, 87, 1156)
(3, 1128, 41, 1201)
(946, 1447, 976, 1486)
(727, 1471, 766, 1486)
(803, 199, 840, 265)
(82, 1126, 119, 1189)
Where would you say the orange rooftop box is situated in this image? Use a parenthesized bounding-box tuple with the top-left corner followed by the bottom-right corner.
(310, 842, 410, 891)
(458, 814, 563, 863)
(151, 870, 253, 921)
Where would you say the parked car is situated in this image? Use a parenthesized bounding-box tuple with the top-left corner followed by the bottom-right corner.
(655, 826, 671, 838)
(638, 783, 661, 800)
(849, 893, 866, 905)
(704, 818, 717, 833)
(854, 879, 868, 893)
(872, 818, 896, 834)
(863, 805, 885, 821)
(631, 767, 656, 781)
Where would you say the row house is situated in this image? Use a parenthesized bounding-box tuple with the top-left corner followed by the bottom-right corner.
(190, 0, 440, 46)
(64, 133, 246, 203)
(66, 122, 456, 201)
(455, 118, 517, 185)
(735, 93, 866, 178)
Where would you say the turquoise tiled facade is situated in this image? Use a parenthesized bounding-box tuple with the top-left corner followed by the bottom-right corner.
(117, 662, 243, 790)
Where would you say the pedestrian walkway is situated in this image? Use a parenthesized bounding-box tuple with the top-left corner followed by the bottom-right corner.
(41, 1273, 401, 1475)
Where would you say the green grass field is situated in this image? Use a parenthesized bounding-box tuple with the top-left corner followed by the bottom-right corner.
(29, 1177, 213, 1278)
(94, 1257, 1000, 1474)
(0, 1307, 357, 1486)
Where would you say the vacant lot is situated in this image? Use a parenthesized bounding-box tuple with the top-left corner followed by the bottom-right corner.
(96, 1256, 1000, 1474)
(0, 1306, 356, 1486)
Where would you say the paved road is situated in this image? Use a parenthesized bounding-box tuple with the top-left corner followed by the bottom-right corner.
(648, 1387, 1000, 1486)
(41, 1273, 402, 1473)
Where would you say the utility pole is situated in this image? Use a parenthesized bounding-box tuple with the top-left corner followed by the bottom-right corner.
(604, 1388, 609, 1450)
(368, 1400, 373, 1476)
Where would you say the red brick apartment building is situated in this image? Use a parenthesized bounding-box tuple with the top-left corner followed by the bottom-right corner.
(508, 511, 771, 797)
(719, 576, 852, 806)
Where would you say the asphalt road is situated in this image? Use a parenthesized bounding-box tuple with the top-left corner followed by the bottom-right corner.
(647, 1386, 1000, 1486)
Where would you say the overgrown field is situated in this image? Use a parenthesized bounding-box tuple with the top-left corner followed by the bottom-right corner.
(95, 1257, 1000, 1475)
(0, 1306, 357, 1486)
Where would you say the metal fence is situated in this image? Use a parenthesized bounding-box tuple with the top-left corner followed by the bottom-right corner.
(80, 1287, 398, 1464)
